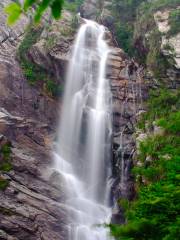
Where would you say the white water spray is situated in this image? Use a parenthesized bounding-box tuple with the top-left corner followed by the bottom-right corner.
(53, 19, 113, 240)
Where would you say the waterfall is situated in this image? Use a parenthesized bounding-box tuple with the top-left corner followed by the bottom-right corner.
(53, 19, 113, 240)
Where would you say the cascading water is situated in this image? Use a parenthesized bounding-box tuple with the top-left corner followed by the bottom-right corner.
(53, 19, 113, 240)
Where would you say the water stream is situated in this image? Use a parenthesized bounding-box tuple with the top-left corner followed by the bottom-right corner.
(53, 19, 113, 240)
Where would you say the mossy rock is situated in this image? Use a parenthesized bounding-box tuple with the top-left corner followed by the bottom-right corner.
(0, 142, 13, 172)
(0, 177, 9, 191)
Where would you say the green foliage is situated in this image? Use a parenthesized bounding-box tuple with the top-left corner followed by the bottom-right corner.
(4, 2, 22, 25)
(51, 0, 64, 19)
(157, 111, 180, 134)
(18, 26, 43, 60)
(137, 88, 180, 130)
(110, 145, 180, 239)
(110, 219, 160, 240)
(45, 79, 63, 97)
(1, 143, 11, 161)
(111, 0, 144, 55)
(114, 23, 134, 55)
(4, 0, 64, 25)
(0, 143, 13, 172)
(168, 9, 180, 36)
(64, 0, 84, 13)
(0, 177, 9, 190)
(0, 162, 13, 172)
(18, 26, 63, 97)
(18, 26, 44, 85)
(111, 84, 180, 239)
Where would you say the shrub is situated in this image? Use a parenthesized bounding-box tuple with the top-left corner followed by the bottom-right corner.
(1, 143, 11, 161)
(110, 85, 180, 239)
(114, 23, 134, 55)
(168, 9, 180, 36)
(0, 143, 13, 172)
(45, 80, 64, 97)
(137, 89, 180, 130)
(0, 177, 9, 190)
(18, 26, 63, 97)
(157, 111, 180, 134)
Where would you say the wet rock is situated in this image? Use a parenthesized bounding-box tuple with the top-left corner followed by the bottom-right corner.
(80, 0, 100, 19)
(108, 38, 146, 219)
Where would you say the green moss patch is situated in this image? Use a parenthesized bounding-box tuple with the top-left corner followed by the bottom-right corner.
(0, 143, 13, 172)
(0, 177, 9, 191)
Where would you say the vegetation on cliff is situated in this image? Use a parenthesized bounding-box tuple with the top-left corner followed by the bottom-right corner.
(111, 0, 179, 63)
(18, 25, 63, 97)
(0, 142, 12, 190)
(110, 88, 180, 240)
(110, 1, 180, 240)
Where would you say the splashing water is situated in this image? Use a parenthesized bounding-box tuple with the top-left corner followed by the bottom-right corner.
(54, 19, 113, 240)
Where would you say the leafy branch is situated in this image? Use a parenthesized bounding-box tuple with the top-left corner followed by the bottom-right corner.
(4, 0, 64, 25)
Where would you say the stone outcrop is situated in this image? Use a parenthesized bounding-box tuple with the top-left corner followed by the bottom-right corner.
(154, 8, 180, 69)
(29, 11, 76, 81)
(0, 0, 28, 63)
(80, 0, 102, 19)
(153, 8, 180, 89)
(0, 108, 69, 239)
(133, 4, 180, 89)
(80, 0, 115, 27)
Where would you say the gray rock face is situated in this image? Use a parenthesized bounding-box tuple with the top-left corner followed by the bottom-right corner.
(107, 48, 146, 206)
(0, 1, 59, 126)
(80, 0, 115, 28)
(0, 108, 69, 239)
(80, 0, 101, 19)
(29, 10, 75, 82)
(0, 2, 67, 239)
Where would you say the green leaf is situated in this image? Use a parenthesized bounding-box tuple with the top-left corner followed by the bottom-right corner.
(34, 0, 52, 22)
(23, 0, 36, 11)
(51, 0, 64, 19)
(4, 2, 22, 25)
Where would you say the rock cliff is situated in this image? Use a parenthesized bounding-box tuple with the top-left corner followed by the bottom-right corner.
(0, 2, 68, 239)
